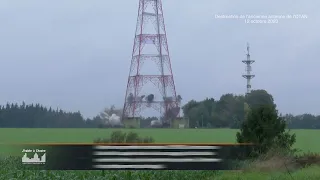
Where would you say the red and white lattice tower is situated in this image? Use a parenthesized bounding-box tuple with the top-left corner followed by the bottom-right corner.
(122, 0, 180, 122)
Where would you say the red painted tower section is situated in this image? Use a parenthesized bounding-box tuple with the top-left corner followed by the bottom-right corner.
(122, 0, 180, 123)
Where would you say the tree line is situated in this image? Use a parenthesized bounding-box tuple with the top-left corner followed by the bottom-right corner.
(0, 89, 319, 128)
(0, 102, 102, 128)
(182, 89, 320, 129)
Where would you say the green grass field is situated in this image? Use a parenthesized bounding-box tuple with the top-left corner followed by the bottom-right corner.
(1, 128, 320, 179)
(1, 128, 319, 153)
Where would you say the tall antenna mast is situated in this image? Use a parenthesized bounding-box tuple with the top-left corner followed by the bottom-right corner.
(122, 0, 180, 123)
(242, 43, 255, 94)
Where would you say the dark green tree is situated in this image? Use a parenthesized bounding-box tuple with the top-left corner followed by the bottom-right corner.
(245, 89, 275, 109)
(236, 105, 296, 157)
(214, 94, 245, 128)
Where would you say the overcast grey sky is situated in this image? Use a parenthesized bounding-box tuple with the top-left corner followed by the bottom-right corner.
(0, 0, 318, 118)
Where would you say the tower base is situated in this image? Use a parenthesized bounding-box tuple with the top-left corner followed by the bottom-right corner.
(171, 118, 189, 128)
(123, 118, 140, 128)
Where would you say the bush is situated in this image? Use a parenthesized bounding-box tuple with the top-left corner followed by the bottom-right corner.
(236, 105, 296, 158)
(295, 152, 320, 167)
(242, 148, 320, 172)
(244, 148, 298, 172)
(93, 130, 154, 143)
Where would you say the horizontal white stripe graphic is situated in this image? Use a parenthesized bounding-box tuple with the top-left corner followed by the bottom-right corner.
(94, 146, 220, 150)
(93, 164, 165, 169)
(93, 158, 222, 162)
(93, 151, 215, 156)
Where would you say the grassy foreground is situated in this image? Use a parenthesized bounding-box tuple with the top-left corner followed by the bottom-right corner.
(0, 128, 320, 179)
(0, 167, 320, 180)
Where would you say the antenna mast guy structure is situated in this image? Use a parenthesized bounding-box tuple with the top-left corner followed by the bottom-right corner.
(122, 0, 180, 123)
(242, 43, 255, 94)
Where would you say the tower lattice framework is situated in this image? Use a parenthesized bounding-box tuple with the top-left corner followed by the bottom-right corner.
(122, 0, 180, 122)
(242, 43, 255, 94)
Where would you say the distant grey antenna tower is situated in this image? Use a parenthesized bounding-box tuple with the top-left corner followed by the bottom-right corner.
(242, 43, 255, 94)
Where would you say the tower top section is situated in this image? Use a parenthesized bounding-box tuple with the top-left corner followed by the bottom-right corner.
(242, 43, 255, 64)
